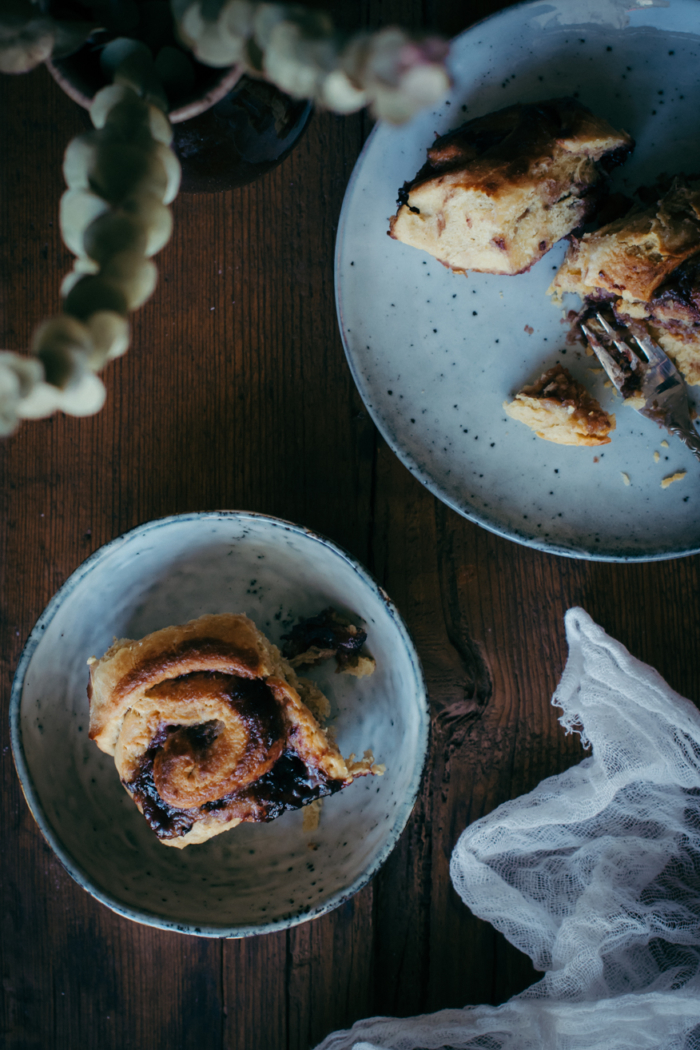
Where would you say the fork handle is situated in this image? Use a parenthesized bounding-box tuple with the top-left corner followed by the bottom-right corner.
(668, 422, 700, 461)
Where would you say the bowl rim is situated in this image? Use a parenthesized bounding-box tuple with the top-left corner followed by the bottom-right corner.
(9, 509, 429, 938)
(45, 57, 244, 123)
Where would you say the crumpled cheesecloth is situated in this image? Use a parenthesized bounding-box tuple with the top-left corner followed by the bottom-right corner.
(316, 607, 700, 1050)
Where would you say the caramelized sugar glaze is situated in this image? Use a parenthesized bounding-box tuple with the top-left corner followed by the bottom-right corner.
(125, 672, 343, 840)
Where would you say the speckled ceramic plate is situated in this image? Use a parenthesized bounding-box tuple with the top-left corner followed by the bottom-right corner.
(10, 512, 428, 937)
(335, 0, 700, 561)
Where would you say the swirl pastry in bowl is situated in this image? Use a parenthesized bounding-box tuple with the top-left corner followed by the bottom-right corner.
(88, 612, 379, 848)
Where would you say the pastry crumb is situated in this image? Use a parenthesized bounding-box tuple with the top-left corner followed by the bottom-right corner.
(661, 471, 687, 489)
(653, 451, 660, 463)
(341, 654, 376, 678)
(503, 363, 614, 446)
(621, 472, 631, 486)
(283, 608, 375, 676)
(303, 799, 323, 833)
(347, 750, 385, 777)
(661, 440, 669, 448)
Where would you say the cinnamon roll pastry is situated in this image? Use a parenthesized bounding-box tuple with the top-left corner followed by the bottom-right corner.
(87, 613, 379, 848)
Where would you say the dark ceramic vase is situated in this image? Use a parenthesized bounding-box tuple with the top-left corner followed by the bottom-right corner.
(171, 75, 313, 193)
(46, 0, 312, 191)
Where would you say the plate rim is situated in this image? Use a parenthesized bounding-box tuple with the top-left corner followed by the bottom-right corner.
(334, 0, 700, 564)
(9, 509, 429, 937)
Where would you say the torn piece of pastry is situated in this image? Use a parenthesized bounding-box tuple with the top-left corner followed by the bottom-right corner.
(389, 97, 633, 276)
(282, 607, 376, 678)
(87, 613, 380, 848)
(550, 177, 700, 382)
(504, 363, 615, 446)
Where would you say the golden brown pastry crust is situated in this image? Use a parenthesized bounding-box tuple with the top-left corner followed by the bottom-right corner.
(87, 614, 375, 848)
(550, 178, 700, 383)
(389, 98, 633, 276)
(550, 177, 700, 304)
(504, 363, 615, 446)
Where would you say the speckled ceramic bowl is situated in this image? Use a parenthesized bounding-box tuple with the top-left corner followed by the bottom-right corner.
(10, 512, 428, 937)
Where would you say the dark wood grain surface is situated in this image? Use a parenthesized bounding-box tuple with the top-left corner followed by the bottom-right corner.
(3, 3, 700, 1048)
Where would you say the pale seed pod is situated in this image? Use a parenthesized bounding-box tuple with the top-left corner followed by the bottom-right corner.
(222, 0, 255, 40)
(63, 133, 98, 191)
(100, 251, 158, 311)
(94, 95, 154, 150)
(0, 18, 54, 75)
(176, 0, 205, 52)
(83, 211, 149, 265)
(18, 376, 106, 420)
(263, 21, 330, 99)
(251, 4, 288, 52)
(90, 83, 136, 130)
(59, 188, 110, 258)
(119, 193, 173, 256)
(180, 2, 239, 67)
(29, 324, 106, 416)
(1, 351, 43, 399)
(61, 257, 100, 298)
(52, 371, 106, 416)
(319, 69, 366, 114)
(32, 315, 93, 388)
(0, 360, 27, 435)
(0, 352, 44, 435)
(88, 143, 167, 204)
(63, 274, 129, 321)
(85, 311, 130, 365)
(153, 141, 181, 204)
(147, 104, 173, 146)
(16, 381, 64, 421)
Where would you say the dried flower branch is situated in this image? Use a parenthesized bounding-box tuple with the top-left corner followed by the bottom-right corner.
(0, 41, 180, 435)
(173, 0, 451, 123)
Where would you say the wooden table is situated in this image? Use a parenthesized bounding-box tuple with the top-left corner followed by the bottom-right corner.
(3, 2, 700, 1047)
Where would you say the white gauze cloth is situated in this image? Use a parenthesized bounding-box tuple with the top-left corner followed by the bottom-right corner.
(316, 607, 700, 1050)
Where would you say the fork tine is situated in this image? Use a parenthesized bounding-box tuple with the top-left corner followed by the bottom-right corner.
(594, 310, 614, 335)
(594, 310, 642, 367)
(580, 321, 626, 390)
(632, 331, 666, 366)
(596, 308, 642, 371)
(583, 307, 700, 460)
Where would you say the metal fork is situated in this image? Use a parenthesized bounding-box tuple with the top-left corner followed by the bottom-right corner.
(579, 306, 700, 460)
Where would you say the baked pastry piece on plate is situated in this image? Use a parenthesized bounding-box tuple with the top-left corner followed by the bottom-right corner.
(389, 97, 633, 275)
(88, 613, 379, 848)
(550, 176, 700, 382)
(504, 363, 615, 446)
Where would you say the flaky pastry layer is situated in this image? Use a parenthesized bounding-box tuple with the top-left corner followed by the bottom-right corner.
(389, 98, 633, 276)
